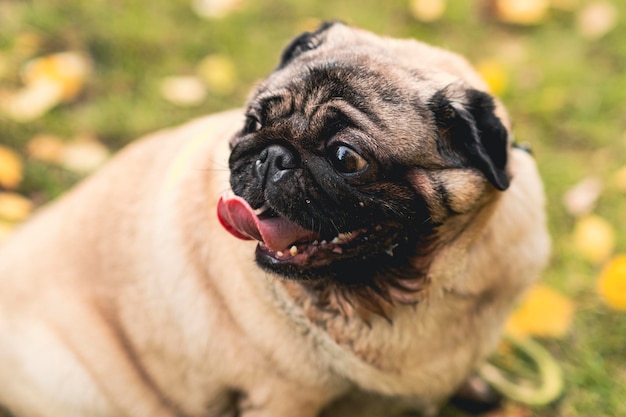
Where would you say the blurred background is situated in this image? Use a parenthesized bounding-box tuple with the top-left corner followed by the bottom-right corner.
(0, 0, 624, 416)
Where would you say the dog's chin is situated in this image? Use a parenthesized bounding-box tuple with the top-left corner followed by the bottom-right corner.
(253, 225, 408, 283)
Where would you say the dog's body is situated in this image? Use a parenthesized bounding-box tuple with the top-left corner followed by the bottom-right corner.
(0, 24, 549, 417)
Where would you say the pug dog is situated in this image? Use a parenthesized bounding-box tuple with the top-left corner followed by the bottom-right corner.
(0, 22, 550, 417)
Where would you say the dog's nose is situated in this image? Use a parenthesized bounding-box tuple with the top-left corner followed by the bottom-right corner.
(255, 144, 299, 184)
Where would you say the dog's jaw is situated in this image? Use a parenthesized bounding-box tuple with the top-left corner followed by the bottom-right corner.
(218, 188, 440, 320)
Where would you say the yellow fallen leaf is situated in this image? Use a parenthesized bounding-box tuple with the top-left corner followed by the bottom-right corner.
(576, 1, 618, 40)
(0, 192, 33, 222)
(191, 0, 244, 19)
(60, 136, 110, 174)
(160, 76, 207, 107)
(4, 79, 63, 122)
(506, 284, 575, 338)
(597, 255, 626, 310)
(26, 134, 66, 164)
(197, 55, 237, 95)
(476, 59, 509, 96)
(22, 52, 92, 101)
(409, 0, 446, 22)
(563, 176, 603, 216)
(572, 215, 616, 263)
(495, 0, 549, 25)
(0, 145, 23, 189)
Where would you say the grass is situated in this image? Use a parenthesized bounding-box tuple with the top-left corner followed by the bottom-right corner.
(1, 0, 625, 416)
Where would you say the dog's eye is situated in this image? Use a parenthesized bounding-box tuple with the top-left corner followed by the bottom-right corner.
(243, 115, 262, 134)
(328, 144, 368, 174)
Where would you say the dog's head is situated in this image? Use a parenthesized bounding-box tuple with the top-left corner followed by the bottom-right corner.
(218, 22, 511, 314)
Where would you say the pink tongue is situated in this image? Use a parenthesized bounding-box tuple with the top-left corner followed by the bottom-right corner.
(217, 194, 319, 252)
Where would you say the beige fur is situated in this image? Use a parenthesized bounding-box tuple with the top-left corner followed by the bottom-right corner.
(0, 27, 550, 417)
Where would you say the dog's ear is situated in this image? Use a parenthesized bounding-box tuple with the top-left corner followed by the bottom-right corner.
(278, 21, 341, 69)
(429, 87, 510, 191)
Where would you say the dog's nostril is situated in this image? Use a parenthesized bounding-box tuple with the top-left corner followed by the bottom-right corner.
(254, 145, 298, 184)
(266, 145, 298, 170)
(261, 145, 298, 169)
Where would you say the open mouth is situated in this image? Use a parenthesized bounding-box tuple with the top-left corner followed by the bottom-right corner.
(216, 191, 391, 268)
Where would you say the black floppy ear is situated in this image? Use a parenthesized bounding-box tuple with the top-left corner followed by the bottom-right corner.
(429, 87, 510, 191)
(277, 21, 341, 69)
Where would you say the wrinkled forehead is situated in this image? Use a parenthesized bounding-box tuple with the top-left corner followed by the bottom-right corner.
(253, 59, 408, 114)
(250, 24, 467, 114)
(246, 56, 442, 165)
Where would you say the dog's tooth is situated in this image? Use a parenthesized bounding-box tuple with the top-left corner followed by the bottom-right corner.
(320, 240, 327, 245)
(289, 245, 298, 256)
(276, 251, 284, 258)
(312, 240, 319, 246)
(337, 232, 352, 242)
(253, 204, 269, 216)
(331, 237, 340, 244)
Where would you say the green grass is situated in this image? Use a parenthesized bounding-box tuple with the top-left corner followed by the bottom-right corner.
(1, 0, 625, 416)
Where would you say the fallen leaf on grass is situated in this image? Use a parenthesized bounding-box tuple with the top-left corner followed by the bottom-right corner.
(191, 0, 245, 19)
(4, 52, 91, 122)
(572, 214, 615, 263)
(5, 80, 63, 122)
(505, 284, 575, 338)
(0, 145, 23, 189)
(0, 192, 33, 222)
(60, 136, 110, 174)
(476, 59, 509, 96)
(597, 255, 626, 310)
(160, 76, 207, 107)
(26, 134, 109, 173)
(409, 0, 446, 22)
(577, 1, 618, 40)
(22, 52, 91, 101)
(197, 54, 237, 95)
(563, 176, 603, 216)
(493, 0, 549, 25)
(26, 134, 66, 164)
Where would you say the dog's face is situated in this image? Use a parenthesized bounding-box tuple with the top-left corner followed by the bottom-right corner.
(218, 22, 510, 309)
